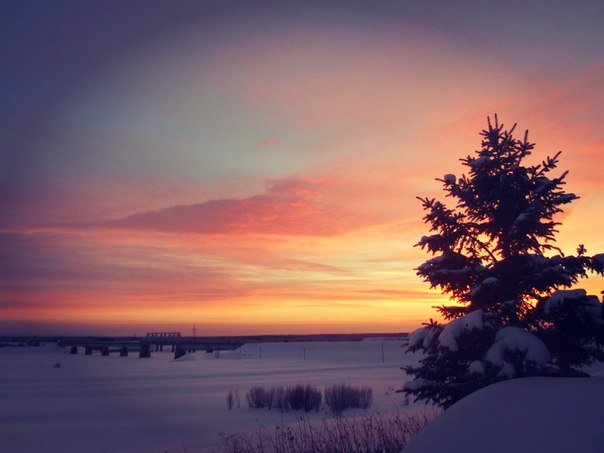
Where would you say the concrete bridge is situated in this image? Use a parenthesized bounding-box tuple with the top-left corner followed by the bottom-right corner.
(50, 333, 244, 358)
(1, 332, 407, 359)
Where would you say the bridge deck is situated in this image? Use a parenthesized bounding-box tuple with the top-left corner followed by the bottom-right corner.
(1, 333, 406, 352)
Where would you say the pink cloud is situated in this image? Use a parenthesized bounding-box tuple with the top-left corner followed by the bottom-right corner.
(257, 138, 283, 148)
(62, 178, 390, 236)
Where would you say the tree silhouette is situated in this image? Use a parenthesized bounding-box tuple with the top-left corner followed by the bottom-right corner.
(403, 116, 604, 408)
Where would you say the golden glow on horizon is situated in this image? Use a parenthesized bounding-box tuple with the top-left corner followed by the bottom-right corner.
(4, 158, 604, 336)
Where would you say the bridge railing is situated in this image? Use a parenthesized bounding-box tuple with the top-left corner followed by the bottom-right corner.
(145, 332, 182, 338)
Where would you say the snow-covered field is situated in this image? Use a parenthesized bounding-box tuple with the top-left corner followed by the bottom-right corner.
(0, 339, 420, 452)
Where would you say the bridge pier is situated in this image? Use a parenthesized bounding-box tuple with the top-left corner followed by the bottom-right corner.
(85, 346, 93, 355)
(174, 346, 186, 359)
(101, 347, 110, 356)
(69, 346, 78, 354)
(120, 347, 128, 357)
(139, 344, 151, 358)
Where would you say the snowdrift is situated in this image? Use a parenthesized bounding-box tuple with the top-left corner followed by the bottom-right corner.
(405, 377, 604, 453)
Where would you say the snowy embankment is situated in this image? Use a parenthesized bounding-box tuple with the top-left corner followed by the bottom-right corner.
(0, 339, 419, 453)
(404, 375, 604, 453)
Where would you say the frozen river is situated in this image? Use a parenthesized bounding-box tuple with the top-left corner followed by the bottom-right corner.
(0, 339, 424, 452)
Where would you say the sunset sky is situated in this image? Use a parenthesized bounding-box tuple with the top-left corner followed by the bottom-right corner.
(2, 1, 604, 336)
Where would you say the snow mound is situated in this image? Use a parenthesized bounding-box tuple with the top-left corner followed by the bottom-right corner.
(438, 310, 484, 351)
(544, 289, 586, 315)
(544, 289, 602, 320)
(485, 327, 551, 372)
(471, 156, 489, 167)
(407, 326, 438, 349)
(443, 174, 456, 184)
(405, 377, 604, 453)
(174, 353, 196, 362)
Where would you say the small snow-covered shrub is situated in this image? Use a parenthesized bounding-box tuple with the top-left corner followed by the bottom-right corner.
(227, 390, 234, 410)
(324, 384, 373, 415)
(246, 387, 272, 409)
(226, 389, 241, 410)
(287, 384, 306, 411)
(272, 386, 287, 411)
(286, 384, 322, 412)
(246, 385, 322, 412)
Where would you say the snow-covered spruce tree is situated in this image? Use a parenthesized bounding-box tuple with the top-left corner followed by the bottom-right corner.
(403, 116, 604, 409)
